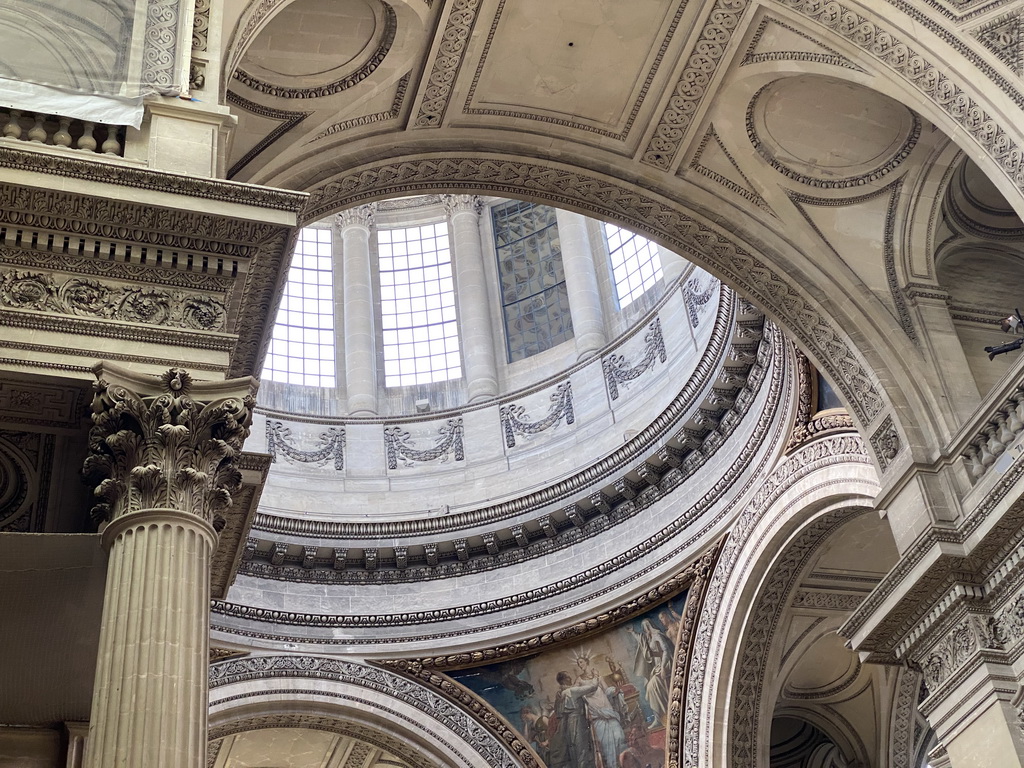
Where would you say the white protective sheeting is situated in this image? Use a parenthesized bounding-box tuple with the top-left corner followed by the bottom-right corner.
(0, 76, 144, 129)
(0, 0, 184, 128)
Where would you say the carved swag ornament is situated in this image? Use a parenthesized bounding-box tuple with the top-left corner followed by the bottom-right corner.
(83, 364, 256, 525)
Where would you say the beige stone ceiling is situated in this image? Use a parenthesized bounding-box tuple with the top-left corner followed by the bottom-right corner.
(217, 0, 1024, 451)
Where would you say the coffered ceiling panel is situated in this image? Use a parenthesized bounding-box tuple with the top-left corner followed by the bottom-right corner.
(462, 0, 686, 135)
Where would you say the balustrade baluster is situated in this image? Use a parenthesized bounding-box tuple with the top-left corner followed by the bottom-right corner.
(54, 117, 72, 148)
(101, 128, 121, 155)
(1006, 395, 1024, 435)
(996, 412, 1015, 446)
(78, 122, 97, 152)
(963, 444, 985, 480)
(986, 423, 1006, 460)
(27, 113, 47, 143)
(2, 110, 22, 140)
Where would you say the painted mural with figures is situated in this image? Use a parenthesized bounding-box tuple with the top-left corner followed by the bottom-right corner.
(448, 591, 687, 768)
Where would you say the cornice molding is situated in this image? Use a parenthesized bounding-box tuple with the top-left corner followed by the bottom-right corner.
(0, 147, 307, 212)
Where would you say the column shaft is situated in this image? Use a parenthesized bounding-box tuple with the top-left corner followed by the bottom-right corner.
(339, 206, 377, 415)
(82, 364, 255, 768)
(555, 209, 606, 360)
(86, 509, 215, 768)
(446, 196, 499, 402)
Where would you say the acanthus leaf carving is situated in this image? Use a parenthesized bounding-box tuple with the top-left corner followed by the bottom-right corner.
(83, 364, 256, 524)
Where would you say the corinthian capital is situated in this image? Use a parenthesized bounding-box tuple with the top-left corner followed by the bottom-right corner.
(441, 194, 483, 217)
(83, 363, 257, 525)
(334, 203, 377, 231)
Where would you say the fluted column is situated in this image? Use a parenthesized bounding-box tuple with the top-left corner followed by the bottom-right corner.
(82, 364, 256, 768)
(337, 204, 378, 415)
(554, 208, 606, 360)
(443, 194, 499, 402)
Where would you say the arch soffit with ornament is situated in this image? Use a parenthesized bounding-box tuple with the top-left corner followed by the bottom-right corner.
(683, 434, 880, 768)
(208, 662, 507, 768)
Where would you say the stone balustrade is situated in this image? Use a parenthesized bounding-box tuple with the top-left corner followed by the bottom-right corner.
(961, 386, 1024, 481)
(0, 108, 124, 155)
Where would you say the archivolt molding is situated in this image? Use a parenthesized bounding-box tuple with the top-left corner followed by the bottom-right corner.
(414, 0, 481, 127)
(728, 506, 869, 767)
(683, 434, 875, 768)
(301, 154, 888, 432)
(209, 712, 438, 768)
(208, 655, 520, 768)
(209, 711, 439, 768)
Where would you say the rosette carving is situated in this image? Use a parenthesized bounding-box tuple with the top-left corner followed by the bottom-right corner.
(83, 363, 257, 525)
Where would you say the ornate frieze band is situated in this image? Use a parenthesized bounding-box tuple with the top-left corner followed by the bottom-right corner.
(0, 270, 227, 331)
(0, 147, 307, 212)
(603, 317, 667, 400)
(238, 302, 774, 581)
(500, 382, 574, 448)
(215, 322, 785, 634)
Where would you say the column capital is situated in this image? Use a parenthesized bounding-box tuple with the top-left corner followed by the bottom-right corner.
(83, 363, 257, 526)
(442, 194, 483, 217)
(334, 203, 377, 231)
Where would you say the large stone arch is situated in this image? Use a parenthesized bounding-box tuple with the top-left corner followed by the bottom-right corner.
(682, 433, 881, 767)
(216, 0, 1024, 470)
(269, 147, 933, 472)
(208, 655, 524, 768)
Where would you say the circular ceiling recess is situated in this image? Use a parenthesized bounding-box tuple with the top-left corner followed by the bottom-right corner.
(945, 156, 1024, 237)
(236, 0, 394, 97)
(748, 75, 919, 187)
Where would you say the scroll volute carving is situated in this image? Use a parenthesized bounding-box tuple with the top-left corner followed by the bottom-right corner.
(83, 363, 257, 524)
